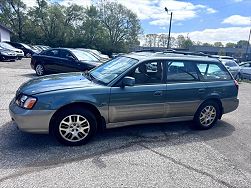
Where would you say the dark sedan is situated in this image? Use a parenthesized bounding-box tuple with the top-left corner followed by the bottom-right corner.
(5, 42, 40, 57)
(30, 48, 102, 76)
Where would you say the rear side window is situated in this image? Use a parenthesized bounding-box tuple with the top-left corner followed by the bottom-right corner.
(196, 63, 232, 81)
(166, 61, 199, 82)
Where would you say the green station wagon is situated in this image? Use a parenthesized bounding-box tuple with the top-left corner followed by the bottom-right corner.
(9, 51, 239, 146)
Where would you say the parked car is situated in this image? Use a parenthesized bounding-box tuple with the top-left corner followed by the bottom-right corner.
(30, 48, 102, 76)
(5, 42, 39, 57)
(219, 58, 240, 79)
(0, 46, 17, 61)
(0, 42, 24, 59)
(239, 61, 251, 80)
(9, 51, 239, 146)
(30, 45, 42, 53)
(77, 48, 110, 61)
(33, 45, 50, 51)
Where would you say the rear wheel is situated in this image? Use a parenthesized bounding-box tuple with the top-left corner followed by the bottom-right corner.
(35, 63, 45, 76)
(194, 101, 220, 130)
(51, 108, 97, 146)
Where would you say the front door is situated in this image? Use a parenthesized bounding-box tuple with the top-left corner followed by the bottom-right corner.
(109, 60, 166, 123)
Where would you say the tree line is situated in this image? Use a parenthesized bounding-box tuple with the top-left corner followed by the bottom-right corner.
(143, 34, 250, 49)
(0, 0, 142, 55)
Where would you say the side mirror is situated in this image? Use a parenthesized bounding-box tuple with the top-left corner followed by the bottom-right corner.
(122, 76, 135, 87)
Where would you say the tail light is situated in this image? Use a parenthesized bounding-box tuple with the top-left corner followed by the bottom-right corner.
(234, 80, 239, 90)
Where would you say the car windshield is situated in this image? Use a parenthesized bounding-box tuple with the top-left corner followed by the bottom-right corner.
(71, 50, 99, 61)
(0, 42, 15, 50)
(21, 43, 32, 49)
(90, 56, 138, 85)
(221, 60, 238, 67)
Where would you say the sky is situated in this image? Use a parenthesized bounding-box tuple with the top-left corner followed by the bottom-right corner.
(22, 0, 251, 44)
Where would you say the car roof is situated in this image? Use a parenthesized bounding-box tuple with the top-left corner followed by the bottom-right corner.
(124, 51, 221, 63)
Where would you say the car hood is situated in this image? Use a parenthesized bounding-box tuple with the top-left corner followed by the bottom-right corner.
(17, 72, 100, 95)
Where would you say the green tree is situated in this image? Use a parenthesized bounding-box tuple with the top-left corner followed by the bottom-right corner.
(0, 0, 142, 54)
(225, 42, 236, 48)
(202, 43, 213, 47)
(214, 42, 223, 47)
(236, 40, 249, 48)
(97, 1, 142, 54)
(0, 0, 27, 40)
(176, 35, 193, 49)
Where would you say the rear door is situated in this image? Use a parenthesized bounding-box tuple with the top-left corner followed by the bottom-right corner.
(165, 61, 207, 118)
(197, 62, 238, 99)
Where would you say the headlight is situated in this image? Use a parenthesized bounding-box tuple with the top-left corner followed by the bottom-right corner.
(1, 52, 9, 56)
(1, 51, 16, 56)
(16, 94, 37, 109)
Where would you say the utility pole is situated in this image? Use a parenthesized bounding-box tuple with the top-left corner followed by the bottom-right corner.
(165, 7, 173, 49)
(245, 28, 251, 60)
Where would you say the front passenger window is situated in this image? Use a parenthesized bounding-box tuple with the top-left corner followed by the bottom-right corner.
(128, 61, 164, 85)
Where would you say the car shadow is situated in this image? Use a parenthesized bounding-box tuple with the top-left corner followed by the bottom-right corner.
(0, 120, 235, 171)
(19, 73, 36, 78)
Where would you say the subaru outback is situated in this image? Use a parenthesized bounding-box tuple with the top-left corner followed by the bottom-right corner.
(9, 51, 239, 146)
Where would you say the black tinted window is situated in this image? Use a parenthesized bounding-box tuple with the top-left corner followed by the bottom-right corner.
(44, 49, 59, 57)
(166, 61, 199, 82)
(128, 61, 164, 85)
(196, 63, 231, 80)
(60, 50, 74, 59)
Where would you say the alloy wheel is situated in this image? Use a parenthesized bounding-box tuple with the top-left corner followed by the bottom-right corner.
(35, 64, 44, 76)
(59, 114, 90, 142)
(199, 105, 216, 127)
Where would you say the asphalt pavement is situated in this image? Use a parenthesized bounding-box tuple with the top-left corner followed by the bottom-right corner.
(0, 59, 250, 187)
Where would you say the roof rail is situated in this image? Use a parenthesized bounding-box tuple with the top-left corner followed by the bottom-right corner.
(159, 49, 217, 58)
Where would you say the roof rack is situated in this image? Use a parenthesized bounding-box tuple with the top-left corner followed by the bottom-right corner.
(158, 49, 217, 58)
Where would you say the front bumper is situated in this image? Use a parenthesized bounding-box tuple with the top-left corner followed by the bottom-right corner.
(9, 98, 55, 134)
(0, 55, 17, 60)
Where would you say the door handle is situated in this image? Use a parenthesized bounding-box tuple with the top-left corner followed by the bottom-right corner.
(154, 91, 162, 96)
(198, 88, 206, 93)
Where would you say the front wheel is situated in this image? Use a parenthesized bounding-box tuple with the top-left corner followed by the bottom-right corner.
(194, 101, 220, 130)
(52, 108, 97, 146)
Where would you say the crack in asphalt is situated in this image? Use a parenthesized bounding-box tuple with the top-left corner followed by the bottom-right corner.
(138, 143, 236, 188)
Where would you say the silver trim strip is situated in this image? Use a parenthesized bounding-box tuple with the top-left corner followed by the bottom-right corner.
(106, 116, 193, 129)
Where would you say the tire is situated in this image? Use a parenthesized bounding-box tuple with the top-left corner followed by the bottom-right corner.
(193, 101, 220, 130)
(35, 63, 45, 76)
(51, 108, 97, 146)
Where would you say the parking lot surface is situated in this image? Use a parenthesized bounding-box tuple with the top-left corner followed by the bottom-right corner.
(0, 59, 251, 187)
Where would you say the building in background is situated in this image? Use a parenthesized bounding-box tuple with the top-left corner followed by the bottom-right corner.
(0, 23, 11, 42)
(131, 45, 251, 62)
